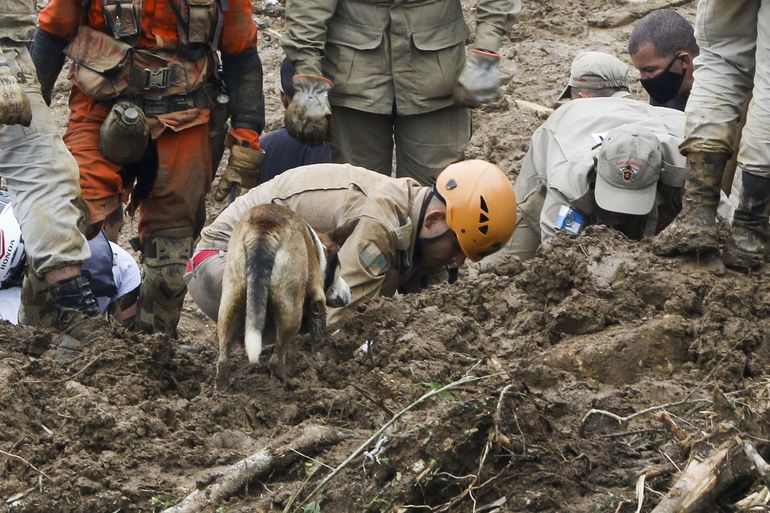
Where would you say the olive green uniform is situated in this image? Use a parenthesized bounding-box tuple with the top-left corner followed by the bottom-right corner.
(486, 95, 688, 264)
(187, 164, 430, 324)
(282, 0, 521, 184)
(0, 0, 90, 277)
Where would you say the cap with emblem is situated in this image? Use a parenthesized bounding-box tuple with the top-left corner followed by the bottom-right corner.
(594, 125, 663, 216)
(557, 51, 629, 101)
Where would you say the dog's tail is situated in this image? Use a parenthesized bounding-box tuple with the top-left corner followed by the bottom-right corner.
(244, 234, 278, 363)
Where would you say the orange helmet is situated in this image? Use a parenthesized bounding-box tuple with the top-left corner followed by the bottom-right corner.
(435, 160, 517, 262)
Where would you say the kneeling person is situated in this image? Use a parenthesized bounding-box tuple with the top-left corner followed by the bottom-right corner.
(186, 161, 517, 324)
(495, 95, 688, 262)
(0, 200, 141, 324)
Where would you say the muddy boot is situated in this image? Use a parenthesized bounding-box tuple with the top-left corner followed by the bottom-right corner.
(19, 270, 58, 328)
(136, 228, 194, 336)
(49, 275, 108, 361)
(652, 152, 730, 256)
(723, 172, 770, 271)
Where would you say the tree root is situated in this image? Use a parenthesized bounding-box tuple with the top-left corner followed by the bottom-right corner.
(161, 422, 348, 513)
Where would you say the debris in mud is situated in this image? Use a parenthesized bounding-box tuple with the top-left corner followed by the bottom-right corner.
(2, 224, 770, 513)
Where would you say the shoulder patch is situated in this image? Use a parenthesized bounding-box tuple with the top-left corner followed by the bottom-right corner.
(359, 242, 390, 276)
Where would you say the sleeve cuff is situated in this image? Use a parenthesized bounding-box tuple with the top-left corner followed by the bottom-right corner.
(474, 23, 503, 52)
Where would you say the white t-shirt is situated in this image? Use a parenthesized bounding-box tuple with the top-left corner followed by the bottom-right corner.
(0, 242, 141, 324)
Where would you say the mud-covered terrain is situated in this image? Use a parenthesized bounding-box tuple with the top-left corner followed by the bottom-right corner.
(5, 1, 770, 512)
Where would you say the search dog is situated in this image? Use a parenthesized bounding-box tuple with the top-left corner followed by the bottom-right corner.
(216, 204, 358, 388)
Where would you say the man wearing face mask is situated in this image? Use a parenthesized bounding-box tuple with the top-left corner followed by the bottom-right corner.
(628, 9, 697, 112)
(482, 91, 688, 263)
(652, 1, 770, 272)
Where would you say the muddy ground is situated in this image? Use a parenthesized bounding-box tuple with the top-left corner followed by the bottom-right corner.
(4, 1, 770, 512)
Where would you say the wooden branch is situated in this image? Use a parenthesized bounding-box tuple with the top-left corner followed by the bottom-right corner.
(161, 423, 347, 513)
(0, 450, 51, 480)
(741, 439, 770, 490)
(588, 0, 695, 28)
(650, 440, 751, 513)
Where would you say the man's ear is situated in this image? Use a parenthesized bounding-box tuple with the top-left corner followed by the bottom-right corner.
(679, 51, 694, 70)
(280, 91, 291, 109)
(423, 209, 446, 229)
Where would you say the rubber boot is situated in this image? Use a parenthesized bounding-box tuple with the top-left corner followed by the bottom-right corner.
(723, 171, 770, 271)
(652, 152, 730, 256)
(49, 274, 109, 361)
(136, 228, 194, 336)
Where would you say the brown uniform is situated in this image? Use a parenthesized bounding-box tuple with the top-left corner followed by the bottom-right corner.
(187, 164, 430, 323)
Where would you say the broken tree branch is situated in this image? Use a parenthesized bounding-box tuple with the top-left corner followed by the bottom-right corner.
(0, 449, 51, 481)
(741, 439, 770, 490)
(650, 440, 752, 513)
(588, 0, 695, 28)
(581, 399, 708, 428)
(161, 423, 348, 513)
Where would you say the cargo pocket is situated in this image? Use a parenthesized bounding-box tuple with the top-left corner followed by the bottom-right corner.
(65, 25, 133, 101)
(410, 19, 469, 98)
(324, 20, 383, 95)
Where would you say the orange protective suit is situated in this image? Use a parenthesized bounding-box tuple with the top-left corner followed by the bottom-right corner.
(38, 0, 261, 240)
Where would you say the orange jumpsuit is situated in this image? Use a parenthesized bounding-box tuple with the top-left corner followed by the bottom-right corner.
(38, 0, 260, 240)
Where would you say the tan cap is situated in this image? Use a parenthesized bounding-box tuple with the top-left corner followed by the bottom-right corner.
(557, 51, 629, 101)
(595, 125, 663, 216)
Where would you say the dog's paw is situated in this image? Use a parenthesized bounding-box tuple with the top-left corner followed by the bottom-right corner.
(325, 276, 351, 308)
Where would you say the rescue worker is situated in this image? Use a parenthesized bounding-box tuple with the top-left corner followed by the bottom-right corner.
(281, 0, 521, 185)
(485, 74, 688, 263)
(628, 9, 698, 112)
(0, 2, 104, 340)
(555, 51, 630, 102)
(629, 9, 746, 202)
(185, 160, 517, 324)
(31, 0, 265, 336)
(0, 196, 141, 325)
(257, 58, 331, 186)
(652, 1, 770, 271)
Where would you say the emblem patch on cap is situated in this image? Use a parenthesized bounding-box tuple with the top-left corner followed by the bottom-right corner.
(617, 162, 640, 183)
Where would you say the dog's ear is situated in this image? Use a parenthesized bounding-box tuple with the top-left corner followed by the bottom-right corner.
(331, 218, 360, 247)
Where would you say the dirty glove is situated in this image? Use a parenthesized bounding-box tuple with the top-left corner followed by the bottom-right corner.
(0, 65, 32, 126)
(214, 144, 265, 201)
(453, 49, 502, 107)
(284, 74, 333, 146)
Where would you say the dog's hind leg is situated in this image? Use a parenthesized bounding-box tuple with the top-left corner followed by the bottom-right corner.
(305, 293, 327, 354)
(272, 288, 305, 385)
(216, 262, 246, 391)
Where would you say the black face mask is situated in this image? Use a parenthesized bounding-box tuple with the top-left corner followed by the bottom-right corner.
(640, 55, 686, 105)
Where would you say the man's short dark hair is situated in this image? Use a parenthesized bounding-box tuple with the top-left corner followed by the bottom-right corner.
(628, 9, 699, 58)
(280, 57, 296, 99)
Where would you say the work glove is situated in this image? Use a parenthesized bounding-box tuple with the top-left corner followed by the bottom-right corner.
(453, 49, 502, 107)
(0, 65, 32, 126)
(214, 144, 265, 202)
(284, 74, 333, 146)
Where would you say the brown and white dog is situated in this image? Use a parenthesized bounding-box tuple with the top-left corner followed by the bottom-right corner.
(215, 204, 357, 389)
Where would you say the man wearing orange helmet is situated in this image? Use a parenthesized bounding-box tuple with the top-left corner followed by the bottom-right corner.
(185, 160, 517, 324)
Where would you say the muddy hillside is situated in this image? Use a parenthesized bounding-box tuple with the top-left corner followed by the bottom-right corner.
(5, 1, 770, 512)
